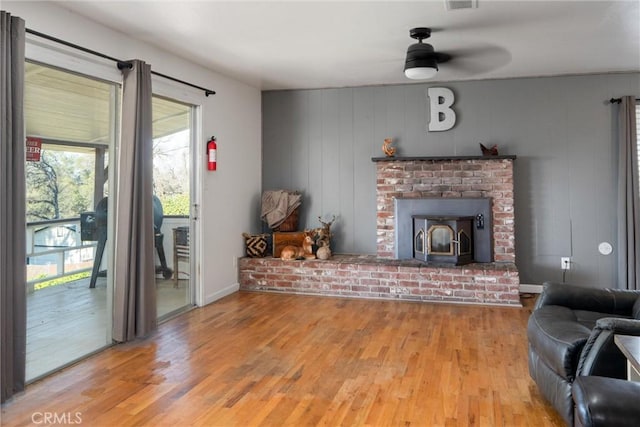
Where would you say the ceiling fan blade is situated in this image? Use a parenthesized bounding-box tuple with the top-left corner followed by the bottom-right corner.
(438, 44, 511, 76)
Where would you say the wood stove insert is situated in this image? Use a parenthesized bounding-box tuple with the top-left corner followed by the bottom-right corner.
(413, 215, 474, 265)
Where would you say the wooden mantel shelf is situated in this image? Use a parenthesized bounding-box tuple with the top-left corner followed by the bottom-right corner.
(371, 155, 517, 162)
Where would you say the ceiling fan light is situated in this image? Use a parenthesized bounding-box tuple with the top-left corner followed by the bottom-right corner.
(404, 66, 438, 80)
(404, 41, 439, 80)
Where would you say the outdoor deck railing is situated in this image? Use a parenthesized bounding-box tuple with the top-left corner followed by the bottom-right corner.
(26, 216, 189, 292)
(26, 217, 96, 292)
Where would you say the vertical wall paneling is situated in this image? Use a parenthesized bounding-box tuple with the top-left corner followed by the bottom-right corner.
(403, 86, 426, 157)
(320, 89, 341, 228)
(262, 73, 640, 285)
(336, 89, 355, 251)
(385, 86, 407, 153)
(566, 81, 605, 282)
(353, 87, 378, 254)
(290, 91, 311, 196)
(262, 92, 293, 191)
(305, 91, 324, 229)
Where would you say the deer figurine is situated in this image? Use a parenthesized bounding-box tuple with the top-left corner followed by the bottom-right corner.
(314, 215, 335, 260)
(280, 230, 316, 260)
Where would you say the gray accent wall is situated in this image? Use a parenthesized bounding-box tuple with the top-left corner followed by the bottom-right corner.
(262, 73, 640, 286)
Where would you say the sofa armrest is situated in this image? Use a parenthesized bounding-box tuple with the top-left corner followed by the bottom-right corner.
(573, 376, 640, 427)
(577, 317, 640, 378)
(535, 282, 640, 315)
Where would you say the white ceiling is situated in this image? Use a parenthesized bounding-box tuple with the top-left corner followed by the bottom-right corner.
(56, 0, 640, 91)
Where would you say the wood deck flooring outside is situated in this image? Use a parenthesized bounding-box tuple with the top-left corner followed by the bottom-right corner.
(26, 277, 191, 381)
(3, 292, 564, 426)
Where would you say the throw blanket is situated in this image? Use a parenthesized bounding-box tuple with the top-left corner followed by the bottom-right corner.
(261, 190, 302, 229)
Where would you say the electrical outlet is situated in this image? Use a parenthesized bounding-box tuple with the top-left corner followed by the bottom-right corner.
(561, 257, 571, 270)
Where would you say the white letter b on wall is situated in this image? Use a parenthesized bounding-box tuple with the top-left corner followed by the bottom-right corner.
(427, 87, 456, 131)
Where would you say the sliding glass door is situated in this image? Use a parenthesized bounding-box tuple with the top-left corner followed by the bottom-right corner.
(152, 95, 196, 319)
(24, 62, 118, 381)
(23, 56, 200, 381)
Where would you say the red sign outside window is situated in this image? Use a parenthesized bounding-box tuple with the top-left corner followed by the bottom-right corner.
(26, 137, 42, 162)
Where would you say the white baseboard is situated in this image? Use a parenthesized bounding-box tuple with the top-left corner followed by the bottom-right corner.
(520, 283, 543, 294)
(203, 282, 239, 306)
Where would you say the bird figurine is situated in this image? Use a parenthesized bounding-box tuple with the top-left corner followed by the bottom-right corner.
(382, 138, 396, 157)
(479, 143, 499, 156)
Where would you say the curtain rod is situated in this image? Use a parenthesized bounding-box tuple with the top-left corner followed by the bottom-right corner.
(26, 28, 216, 96)
(609, 97, 640, 104)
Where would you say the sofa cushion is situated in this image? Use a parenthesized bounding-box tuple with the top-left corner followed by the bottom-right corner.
(527, 305, 591, 380)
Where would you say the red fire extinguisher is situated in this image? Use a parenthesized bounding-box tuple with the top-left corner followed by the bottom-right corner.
(207, 136, 217, 171)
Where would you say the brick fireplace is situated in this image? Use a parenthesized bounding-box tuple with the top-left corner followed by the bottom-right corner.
(375, 156, 516, 262)
(239, 156, 520, 306)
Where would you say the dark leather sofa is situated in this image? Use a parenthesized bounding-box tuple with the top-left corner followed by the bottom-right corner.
(527, 283, 640, 425)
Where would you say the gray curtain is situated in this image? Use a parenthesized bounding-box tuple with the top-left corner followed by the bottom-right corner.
(0, 10, 26, 403)
(112, 60, 157, 342)
(617, 96, 640, 290)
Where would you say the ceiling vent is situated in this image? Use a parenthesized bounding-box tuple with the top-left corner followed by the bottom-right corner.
(445, 0, 477, 10)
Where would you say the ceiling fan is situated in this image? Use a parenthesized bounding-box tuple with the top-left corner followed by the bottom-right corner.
(404, 27, 451, 80)
(403, 27, 512, 80)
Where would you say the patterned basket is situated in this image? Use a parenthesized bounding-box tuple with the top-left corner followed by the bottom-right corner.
(242, 233, 269, 258)
(273, 207, 299, 232)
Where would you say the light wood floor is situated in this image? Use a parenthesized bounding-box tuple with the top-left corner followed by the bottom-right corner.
(3, 292, 563, 426)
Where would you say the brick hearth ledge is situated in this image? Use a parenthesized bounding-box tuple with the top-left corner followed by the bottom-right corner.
(239, 255, 520, 306)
